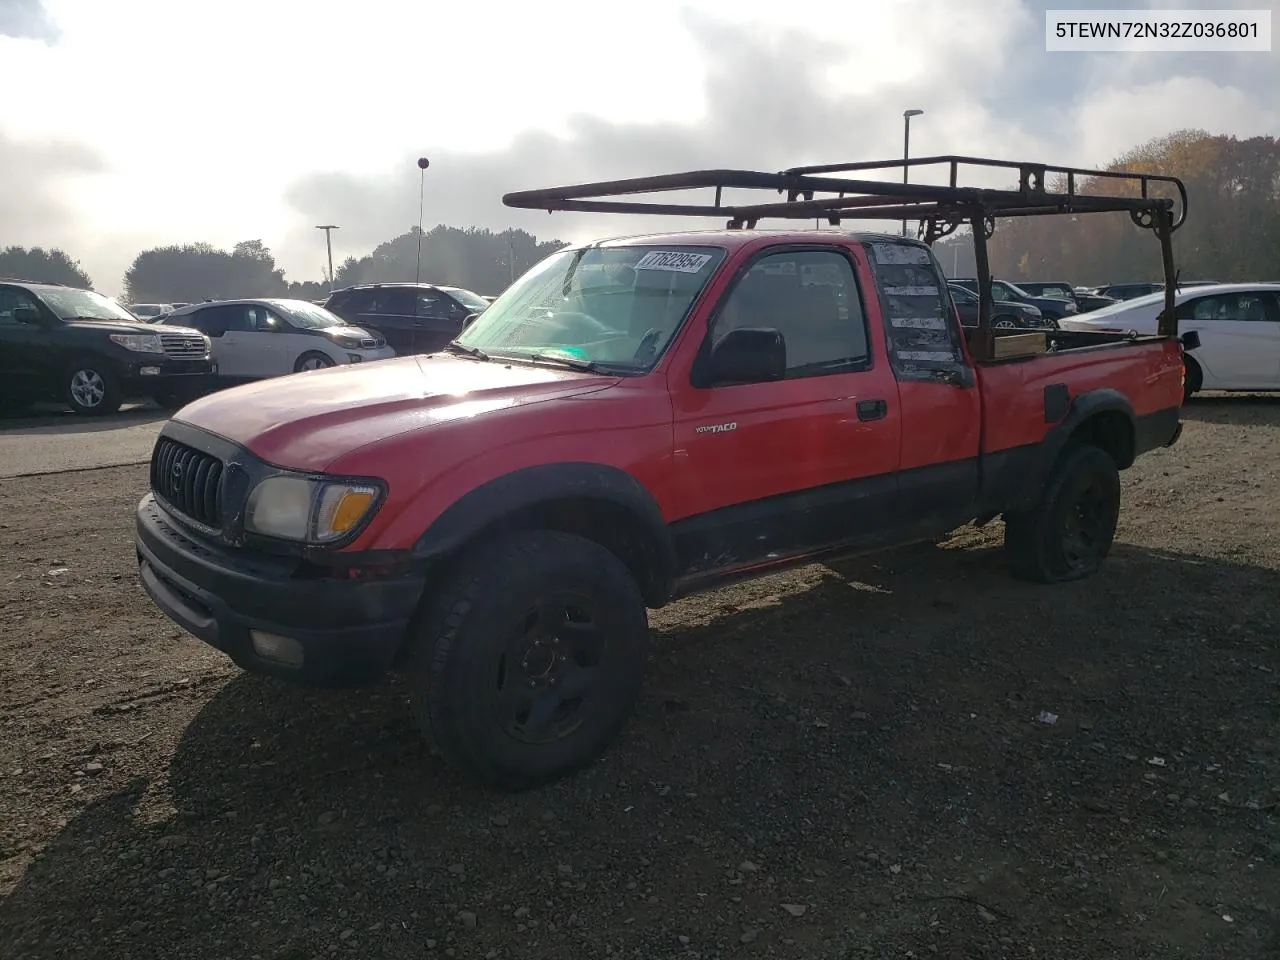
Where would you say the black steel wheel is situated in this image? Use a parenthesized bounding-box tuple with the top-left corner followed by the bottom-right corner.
(1003, 442, 1121, 583)
(409, 529, 650, 790)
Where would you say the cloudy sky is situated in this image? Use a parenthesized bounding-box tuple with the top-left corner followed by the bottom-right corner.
(1, 0, 1275, 296)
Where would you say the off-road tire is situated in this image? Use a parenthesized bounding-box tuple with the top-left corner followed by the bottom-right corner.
(408, 529, 650, 791)
(1182, 355, 1202, 403)
(65, 359, 122, 416)
(1003, 442, 1121, 583)
(294, 351, 335, 373)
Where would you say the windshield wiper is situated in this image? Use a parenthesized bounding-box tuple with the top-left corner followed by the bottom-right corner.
(525, 352, 619, 374)
(444, 340, 490, 361)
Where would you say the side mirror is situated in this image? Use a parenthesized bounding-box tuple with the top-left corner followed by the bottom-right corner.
(13, 305, 41, 325)
(706, 327, 786, 385)
(1181, 330, 1201, 351)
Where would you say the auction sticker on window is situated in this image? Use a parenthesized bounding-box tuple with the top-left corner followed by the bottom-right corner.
(634, 251, 713, 273)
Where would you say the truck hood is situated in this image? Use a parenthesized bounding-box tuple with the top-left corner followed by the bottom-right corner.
(173, 354, 619, 471)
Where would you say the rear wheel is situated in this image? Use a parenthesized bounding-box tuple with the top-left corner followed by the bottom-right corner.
(65, 361, 122, 416)
(992, 315, 1018, 330)
(408, 530, 650, 791)
(1003, 443, 1121, 583)
(294, 351, 335, 373)
(1182, 355, 1202, 403)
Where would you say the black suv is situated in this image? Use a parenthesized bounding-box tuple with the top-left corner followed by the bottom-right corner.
(0, 280, 215, 416)
(946, 283, 1049, 329)
(950, 277, 1079, 322)
(322, 282, 491, 355)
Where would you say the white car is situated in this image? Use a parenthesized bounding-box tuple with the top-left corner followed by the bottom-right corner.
(158, 298, 394, 382)
(1058, 282, 1280, 400)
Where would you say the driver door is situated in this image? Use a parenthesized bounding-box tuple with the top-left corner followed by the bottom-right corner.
(669, 246, 903, 580)
(0, 287, 54, 400)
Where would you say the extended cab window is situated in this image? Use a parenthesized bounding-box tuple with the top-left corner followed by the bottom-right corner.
(865, 240, 969, 381)
(711, 250, 869, 378)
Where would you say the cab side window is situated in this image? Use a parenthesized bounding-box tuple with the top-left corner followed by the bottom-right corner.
(709, 250, 870, 379)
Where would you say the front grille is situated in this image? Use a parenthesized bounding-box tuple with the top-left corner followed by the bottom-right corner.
(159, 332, 208, 359)
(359, 337, 378, 349)
(151, 437, 224, 528)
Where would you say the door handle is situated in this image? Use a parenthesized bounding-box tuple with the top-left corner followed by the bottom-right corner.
(856, 398, 888, 421)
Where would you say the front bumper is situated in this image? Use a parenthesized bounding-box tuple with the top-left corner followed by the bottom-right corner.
(348, 346, 397, 363)
(135, 493, 425, 687)
(121, 357, 217, 389)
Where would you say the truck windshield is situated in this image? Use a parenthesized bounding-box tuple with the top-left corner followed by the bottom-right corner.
(453, 244, 726, 371)
(42, 289, 139, 323)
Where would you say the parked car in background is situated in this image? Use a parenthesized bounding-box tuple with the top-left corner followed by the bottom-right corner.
(129, 302, 177, 321)
(321, 282, 492, 355)
(949, 277, 1077, 322)
(0, 280, 213, 415)
(157, 298, 393, 384)
(1059, 283, 1280, 400)
(1091, 282, 1163, 301)
(946, 283, 1047, 329)
(1090, 280, 1221, 302)
(1016, 281, 1118, 315)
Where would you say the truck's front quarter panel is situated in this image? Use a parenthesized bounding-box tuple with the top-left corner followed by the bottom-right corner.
(326, 377, 678, 556)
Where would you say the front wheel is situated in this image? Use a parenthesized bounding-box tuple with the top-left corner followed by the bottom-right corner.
(294, 351, 335, 373)
(1002, 443, 1121, 583)
(408, 530, 650, 791)
(65, 361, 122, 416)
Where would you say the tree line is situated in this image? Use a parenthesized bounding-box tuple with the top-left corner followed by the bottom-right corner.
(983, 130, 1280, 285)
(3, 130, 1275, 301)
(0, 226, 567, 305)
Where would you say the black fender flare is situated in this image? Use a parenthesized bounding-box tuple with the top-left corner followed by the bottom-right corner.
(1017, 388, 1135, 507)
(412, 462, 677, 605)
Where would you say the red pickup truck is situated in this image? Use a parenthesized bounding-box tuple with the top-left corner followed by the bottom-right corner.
(136, 157, 1193, 789)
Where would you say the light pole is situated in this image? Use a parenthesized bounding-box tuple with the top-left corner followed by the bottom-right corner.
(415, 157, 430, 284)
(902, 108, 923, 237)
(315, 224, 339, 290)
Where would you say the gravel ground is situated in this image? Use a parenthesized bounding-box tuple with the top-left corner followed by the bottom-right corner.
(1, 396, 1278, 960)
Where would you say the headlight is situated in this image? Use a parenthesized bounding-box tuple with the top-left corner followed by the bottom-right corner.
(244, 476, 382, 543)
(1064, 301, 1078, 313)
(329, 333, 361, 349)
(109, 333, 163, 353)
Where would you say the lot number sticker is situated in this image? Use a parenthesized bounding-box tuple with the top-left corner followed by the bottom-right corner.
(634, 251, 713, 273)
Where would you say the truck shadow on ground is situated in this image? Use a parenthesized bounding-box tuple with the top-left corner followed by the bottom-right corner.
(4, 540, 1279, 958)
